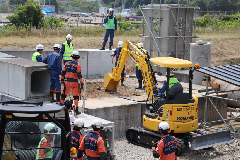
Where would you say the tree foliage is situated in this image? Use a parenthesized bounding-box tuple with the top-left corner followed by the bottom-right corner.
(9, 0, 27, 5)
(6, 0, 44, 29)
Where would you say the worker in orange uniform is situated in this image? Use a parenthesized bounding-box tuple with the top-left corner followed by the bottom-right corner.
(152, 122, 177, 160)
(36, 123, 58, 159)
(78, 119, 107, 160)
(70, 119, 84, 160)
(60, 51, 83, 115)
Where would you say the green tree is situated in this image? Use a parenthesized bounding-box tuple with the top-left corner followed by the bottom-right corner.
(7, 0, 44, 29)
(0, 3, 8, 13)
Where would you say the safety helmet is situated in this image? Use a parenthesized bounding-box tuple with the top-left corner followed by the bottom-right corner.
(158, 122, 170, 132)
(71, 51, 80, 59)
(36, 44, 44, 50)
(118, 41, 123, 48)
(44, 123, 58, 133)
(138, 43, 143, 48)
(165, 71, 174, 77)
(66, 34, 73, 41)
(108, 8, 114, 13)
(53, 44, 61, 50)
(91, 119, 103, 129)
(74, 119, 84, 128)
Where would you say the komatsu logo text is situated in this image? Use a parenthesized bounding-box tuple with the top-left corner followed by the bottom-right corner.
(177, 116, 194, 120)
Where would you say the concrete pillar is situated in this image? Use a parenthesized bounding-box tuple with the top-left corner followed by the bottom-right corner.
(190, 40, 211, 85)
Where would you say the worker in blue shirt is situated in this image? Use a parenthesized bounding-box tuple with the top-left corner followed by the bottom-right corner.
(111, 41, 125, 86)
(43, 44, 62, 103)
(32, 44, 44, 62)
(60, 34, 73, 65)
(99, 8, 117, 51)
(135, 43, 150, 89)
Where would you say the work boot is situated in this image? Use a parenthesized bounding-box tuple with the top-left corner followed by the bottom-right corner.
(135, 80, 142, 89)
(99, 44, 105, 50)
(75, 107, 81, 115)
(56, 92, 61, 104)
(50, 91, 55, 103)
(109, 45, 112, 50)
(121, 78, 124, 86)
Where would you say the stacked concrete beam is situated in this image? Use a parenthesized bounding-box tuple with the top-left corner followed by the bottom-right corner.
(0, 56, 50, 101)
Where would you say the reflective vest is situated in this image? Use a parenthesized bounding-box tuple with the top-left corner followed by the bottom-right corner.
(106, 17, 115, 29)
(136, 49, 147, 66)
(164, 77, 179, 96)
(32, 52, 41, 61)
(36, 137, 53, 159)
(63, 41, 73, 60)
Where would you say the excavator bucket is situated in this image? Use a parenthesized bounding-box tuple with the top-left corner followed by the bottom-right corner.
(104, 72, 119, 90)
(189, 130, 232, 150)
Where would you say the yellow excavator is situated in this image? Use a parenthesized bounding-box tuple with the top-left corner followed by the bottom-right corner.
(104, 40, 232, 154)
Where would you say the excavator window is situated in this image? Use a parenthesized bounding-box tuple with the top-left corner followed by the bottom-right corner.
(1, 121, 61, 160)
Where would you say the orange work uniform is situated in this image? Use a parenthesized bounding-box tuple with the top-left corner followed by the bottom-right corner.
(71, 130, 83, 160)
(60, 59, 83, 108)
(80, 131, 106, 160)
(152, 134, 177, 160)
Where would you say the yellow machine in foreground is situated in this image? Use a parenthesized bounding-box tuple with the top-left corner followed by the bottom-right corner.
(104, 40, 231, 153)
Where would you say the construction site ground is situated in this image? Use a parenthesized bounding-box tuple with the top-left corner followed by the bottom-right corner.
(1, 13, 240, 158)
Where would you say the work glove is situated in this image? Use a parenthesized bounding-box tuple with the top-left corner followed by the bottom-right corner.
(110, 52, 114, 57)
(81, 83, 83, 89)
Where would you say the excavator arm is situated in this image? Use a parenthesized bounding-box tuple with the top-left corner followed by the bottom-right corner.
(104, 40, 157, 101)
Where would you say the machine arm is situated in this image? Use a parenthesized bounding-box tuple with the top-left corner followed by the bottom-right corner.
(104, 40, 157, 101)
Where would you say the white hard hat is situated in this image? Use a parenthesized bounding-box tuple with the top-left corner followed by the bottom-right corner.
(158, 122, 170, 132)
(53, 44, 61, 49)
(165, 72, 174, 76)
(36, 44, 44, 50)
(74, 119, 84, 128)
(118, 41, 123, 48)
(138, 43, 143, 48)
(66, 34, 73, 41)
(72, 51, 79, 56)
(109, 8, 114, 13)
(44, 123, 58, 133)
(92, 119, 103, 129)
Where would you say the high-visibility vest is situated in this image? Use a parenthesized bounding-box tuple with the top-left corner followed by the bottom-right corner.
(106, 17, 115, 29)
(164, 77, 179, 96)
(32, 52, 41, 61)
(36, 137, 53, 159)
(136, 49, 147, 66)
(63, 41, 73, 60)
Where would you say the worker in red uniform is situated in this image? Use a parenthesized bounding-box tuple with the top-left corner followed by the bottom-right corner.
(42, 44, 62, 103)
(36, 123, 58, 159)
(60, 51, 83, 115)
(78, 119, 107, 160)
(71, 119, 84, 160)
(152, 122, 178, 160)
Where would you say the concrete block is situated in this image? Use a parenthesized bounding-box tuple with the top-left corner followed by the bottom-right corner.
(0, 57, 50, 100)
(0, 49, 115, 79)
(174, 70, 189, 83)
(83, 97, 145, 139)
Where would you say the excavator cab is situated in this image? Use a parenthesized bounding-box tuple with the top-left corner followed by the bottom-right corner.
(0, 101, 71, 160)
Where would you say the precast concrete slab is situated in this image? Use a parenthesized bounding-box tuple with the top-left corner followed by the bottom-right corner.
(0, 57, 50, 100)
(0, 49, 116, 79)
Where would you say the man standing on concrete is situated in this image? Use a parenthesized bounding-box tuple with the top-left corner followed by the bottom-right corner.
(60, 51, 83, 115)
(78, 119, 107, 160)
(42, 44, 62, 103)
(32, 44, 44, 62)
(135, 43, 150, 89)
(152, 122, 177, 160)
(60, 34, 73, 65)
(99, 8, 117, 51)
